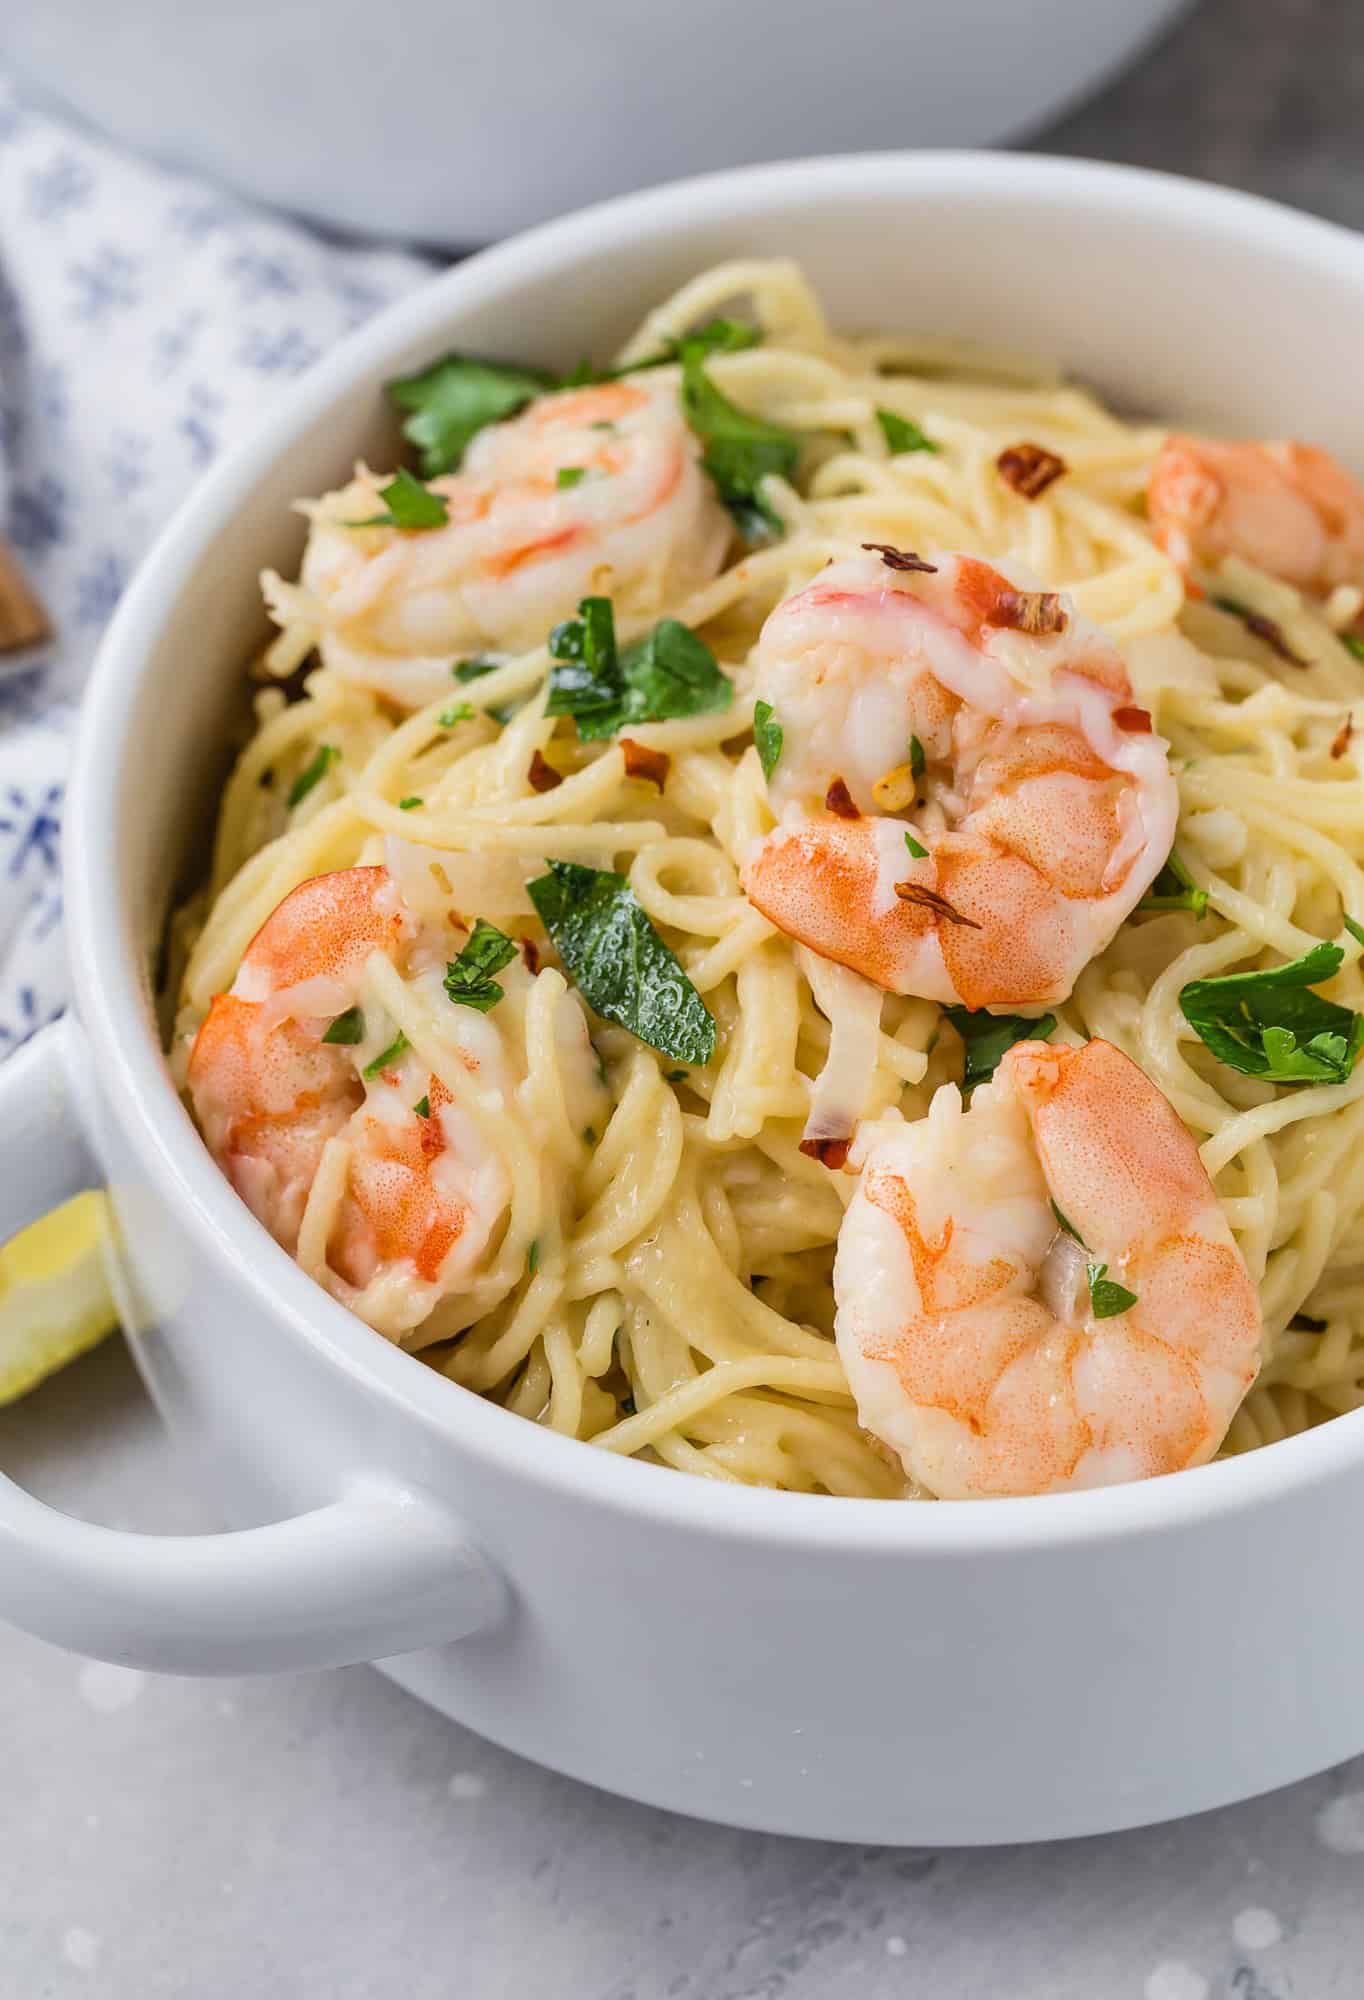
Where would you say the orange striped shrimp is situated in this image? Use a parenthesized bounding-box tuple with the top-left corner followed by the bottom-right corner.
(273, 378, 731, 707)
(740, 549, 1178, 1010)
(835, 1037, 1261, 1499)
(1148, 435, 1364, 593)
(186, 865, 559, 1336)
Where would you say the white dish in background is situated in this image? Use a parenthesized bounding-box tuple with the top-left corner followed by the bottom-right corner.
(0, 152, 1362, 1847)
(2, 0, 1188, 243)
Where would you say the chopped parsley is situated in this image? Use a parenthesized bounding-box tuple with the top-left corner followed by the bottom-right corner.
(908, 734, 926, 779)
(546, 597, 731, 741)
(753, 700, 783, 780)
(287, 743, 338, 809)
(321, 1005, 365, 1046)
(679, 347, 800, 542)
(1138, 848, 1208, 918)
(577, 316, 763, 383)
(1050, 1198, 1086, 1245)
(635, 316, 762, 372)
(414, 1094, 430, 1119)
(438, 702, 475, 726)
(875, 408, 939, 455)
(527, 1238, 540, 1274)
(1180, 942, 1364, 1085)
(364, 1031, 411, 1078)
(348, 467, 449, 531)
(527, 860, 717, 1065)
(1345, 915, 1364, 949)
(943, 1006, 1057, 1091)
(904, 829, 928, 861)
(398, 795, 423, 810)
(453, 653, 518, 724)
(386, 353, 556, 476)
(444, 918, 519, 1014)
(1343, 634, 1364, 662)
(556, 465, 588, 489)
(1086, 1263, 1138, 1319)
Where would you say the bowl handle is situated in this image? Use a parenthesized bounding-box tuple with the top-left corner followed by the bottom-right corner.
(0, 1020, 506, 1673)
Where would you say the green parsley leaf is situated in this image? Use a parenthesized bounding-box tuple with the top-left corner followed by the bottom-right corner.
(679, 348, 800, 542)
(753, 700, 783, 780)
(348, 467, 449, 531)
(1086, 1263, 1138, 1319)
(438, 702, 474, 726)
(908, 734, 926, 779)
(546, 596, 620, 724)
(1343, 634, 1364, 662)
(453, 654, 518, 725)
(287, 743, 338, 809)
(527, 860, 717, 1065)
(321, 1005, 365, 1046)
(585, 317, 764, 382)
(943, 1006, 1058, 1090)
(664, 1069, 689, 1083)
(876, 408, 939, 455)
(1137, 847, 1209, 918)
(556, 465, 587, 489)
(528, 1238, 540, 1274)
(1344, 915, 1364, 949)
(650, 317, 762, 369)
(364, 1031, 411, 1078)
(546, 598, 731, 741)
(1180, 941, 1364, 1085)
(1050, 1197, 1087, 1247)
(414, 1094, 430, 1119)
(398, 795, 423, 811)
(386, 353, 556, 476)
(444, 918, 519, 1014)
(904, 829, 928, 861)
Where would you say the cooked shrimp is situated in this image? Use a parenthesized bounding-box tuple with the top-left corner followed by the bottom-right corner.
(267, 378, 731, 707)
(741, 550, 1178, 1010)
(835, 1037, 1261, 1498)
(186, 865, 570, 1337)
(1148, 435, 1364, 593)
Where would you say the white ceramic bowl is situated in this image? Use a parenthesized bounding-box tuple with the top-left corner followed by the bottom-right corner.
(3, 154, 1363, 1847)
(2, 0, 1189, 242)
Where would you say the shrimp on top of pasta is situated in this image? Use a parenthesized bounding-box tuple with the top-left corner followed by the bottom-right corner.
(173, 259, 1364, 1500)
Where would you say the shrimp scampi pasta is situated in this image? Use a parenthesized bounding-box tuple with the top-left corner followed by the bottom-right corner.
(173, 259, 1364, 1499)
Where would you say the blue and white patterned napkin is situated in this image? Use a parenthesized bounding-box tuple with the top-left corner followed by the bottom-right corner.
(0, 76, 437, 1052)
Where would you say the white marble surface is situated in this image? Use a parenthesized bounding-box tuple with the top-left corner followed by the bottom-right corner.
(7, 1, 1364, 1993)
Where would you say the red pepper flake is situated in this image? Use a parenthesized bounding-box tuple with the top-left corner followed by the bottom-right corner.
(620, 737, 671, 789)
(799, 1134, 851, 1170)
(527, 748, 563, 792)
(825, 776, 860, 819)
(996, 442, 1067, 500)
(1114, 705, 1153, 733)
(520, 936, 540, 974)
(860, 543, 938, 574)
(1211, 595, 1306, 666)
(993, 587, 1068, 636)
(1332, 714, 1354, 760)
(893, 881, 983, 929)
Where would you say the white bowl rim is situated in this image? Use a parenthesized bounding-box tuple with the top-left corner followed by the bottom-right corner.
(67, 148, 1364, 1555)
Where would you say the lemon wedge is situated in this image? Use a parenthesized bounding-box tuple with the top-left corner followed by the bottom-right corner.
(0, 1191, 119, 1405)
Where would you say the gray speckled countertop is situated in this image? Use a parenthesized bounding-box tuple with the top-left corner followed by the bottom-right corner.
(7, 3, 1364, 1994)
